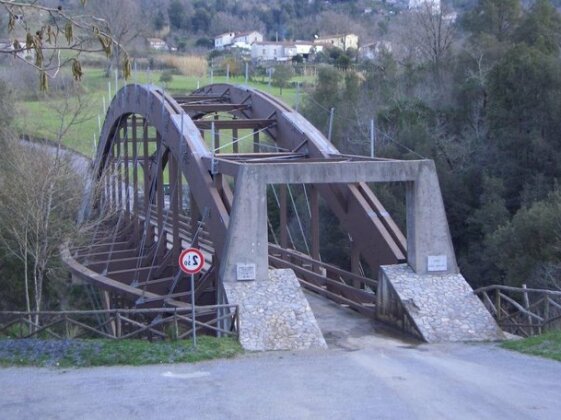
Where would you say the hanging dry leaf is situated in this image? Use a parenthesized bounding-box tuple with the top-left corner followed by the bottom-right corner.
(34, 44, 43, 68)
(72, 60, 83, 81)
(97, 34, 112, 57)
(40, 71, 48, 92)
(64, 21, 73, 45)
(26, 32, 34, 49)
(8, 14, 16, 33)
(122, 55, 132, 80)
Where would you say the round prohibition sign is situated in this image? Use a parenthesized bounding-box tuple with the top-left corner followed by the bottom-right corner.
(178, 248, 205, 274)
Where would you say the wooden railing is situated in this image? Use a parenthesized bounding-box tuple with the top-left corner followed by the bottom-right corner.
(269, 244, 377, 316)
(0, 305, 239, 341)
(474, 285, 561, 337)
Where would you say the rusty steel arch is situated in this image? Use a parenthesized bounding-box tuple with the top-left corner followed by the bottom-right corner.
(64, 83, 409, 316)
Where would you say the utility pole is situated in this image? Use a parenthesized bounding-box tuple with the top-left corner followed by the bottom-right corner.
(295, 83, 301, 112)
(328, 107, 335, 142)
(370, 118, 376, 158)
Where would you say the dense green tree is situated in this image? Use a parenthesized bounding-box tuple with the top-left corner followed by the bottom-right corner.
(485, 190, 561, 287)
(486, 44, 561, 206)
(513, 0, 561, 54)
(272, 65, 293, 95)
(168, 0, 187, 30)
(153, 10, 166, 31)
(463, 0, 521, 41)
(192, 7, 212, 33)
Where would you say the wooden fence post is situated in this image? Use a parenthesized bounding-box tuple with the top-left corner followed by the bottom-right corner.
(544, 294, 550, 333)
(64, 314, 69, 338)
(522, 284, 533, 334)
(173, 310, 179, 341)
(116, 311, 122, 338)
(495, 289, 502, 323)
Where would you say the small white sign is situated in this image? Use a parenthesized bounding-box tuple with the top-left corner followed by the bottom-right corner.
(236, 263, 256, 281)
(427, 255, 448, 272)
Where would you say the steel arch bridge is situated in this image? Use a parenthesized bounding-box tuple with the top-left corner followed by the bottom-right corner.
(63, 83, 462, 340)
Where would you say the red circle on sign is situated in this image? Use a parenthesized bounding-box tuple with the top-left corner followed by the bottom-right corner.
(178, 248, 205, 274)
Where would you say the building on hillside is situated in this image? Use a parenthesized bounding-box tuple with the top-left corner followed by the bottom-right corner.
(314, 34, 359, 51)
(251, 42, 299, 62)
(232, 31, 264, 50)
(215, 31, 263, 50)
(294, 41, 324, 58)
(359, 41, 393, 60)
(408, 0, 441, 14)
(147, 37, 170, 51)
(214, 32, 236, 50)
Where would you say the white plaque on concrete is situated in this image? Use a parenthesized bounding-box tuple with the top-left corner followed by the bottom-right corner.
(427, 255, 447, 272)
(236, 263, 256, 281)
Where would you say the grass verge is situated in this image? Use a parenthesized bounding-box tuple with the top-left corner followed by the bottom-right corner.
(0, 336, 242, 368)
(501, 331, 561, 362)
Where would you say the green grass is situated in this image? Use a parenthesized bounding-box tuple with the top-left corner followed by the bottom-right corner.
(501, 331, 561, 362)
(16, 67, 310, 155)
(0, 336, 242, 368)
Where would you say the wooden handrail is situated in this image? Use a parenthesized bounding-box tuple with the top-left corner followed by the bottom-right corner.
(474, 285, 561, 296)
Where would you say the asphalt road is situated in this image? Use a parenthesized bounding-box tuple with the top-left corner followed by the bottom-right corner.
(1, 294, 560, 420)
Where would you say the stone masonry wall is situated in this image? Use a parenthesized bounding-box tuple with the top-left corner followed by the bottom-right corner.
(377, 264, 505, 342)
(223, 269, 327, 351)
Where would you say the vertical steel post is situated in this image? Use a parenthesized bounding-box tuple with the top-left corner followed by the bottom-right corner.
(191, 274, 197, 347)
(310, 186, 320, 273)
(253, 128, 259, 153)
(232, 127, 239, 153)
(328, 107, 335, 142)
(123, 121, 130, 215)
(280, 185, 288, 256)
(370, 118, 376, 158)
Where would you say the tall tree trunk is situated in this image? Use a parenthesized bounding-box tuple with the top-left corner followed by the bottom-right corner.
(23, 229, 32, 326)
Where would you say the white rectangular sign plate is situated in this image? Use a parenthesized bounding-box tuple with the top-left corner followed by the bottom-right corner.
(427, 255, 448, 272)
(236, 263, 256, 281)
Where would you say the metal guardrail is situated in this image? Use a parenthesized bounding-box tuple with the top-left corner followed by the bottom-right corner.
(474, 285, 561, 337)
(0, 305, 239, 341)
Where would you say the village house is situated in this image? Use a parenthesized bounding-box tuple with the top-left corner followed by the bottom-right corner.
(214, 32, 236, 50)
(251, 41, 297, 62)
(232, 31, 264, 50)
(147, 37, 170, 51)
(358, 41, 393, 60)
(251, 40, 325, 62)
(215, 31, 263, 50)
(408, 0, 441, 14)
(314, 34, 359, 51)
(294, 41, 323, 59)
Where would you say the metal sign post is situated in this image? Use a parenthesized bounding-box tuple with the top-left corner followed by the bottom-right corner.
(178, 248, 205, 348)
(190, 273, 196, 347)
